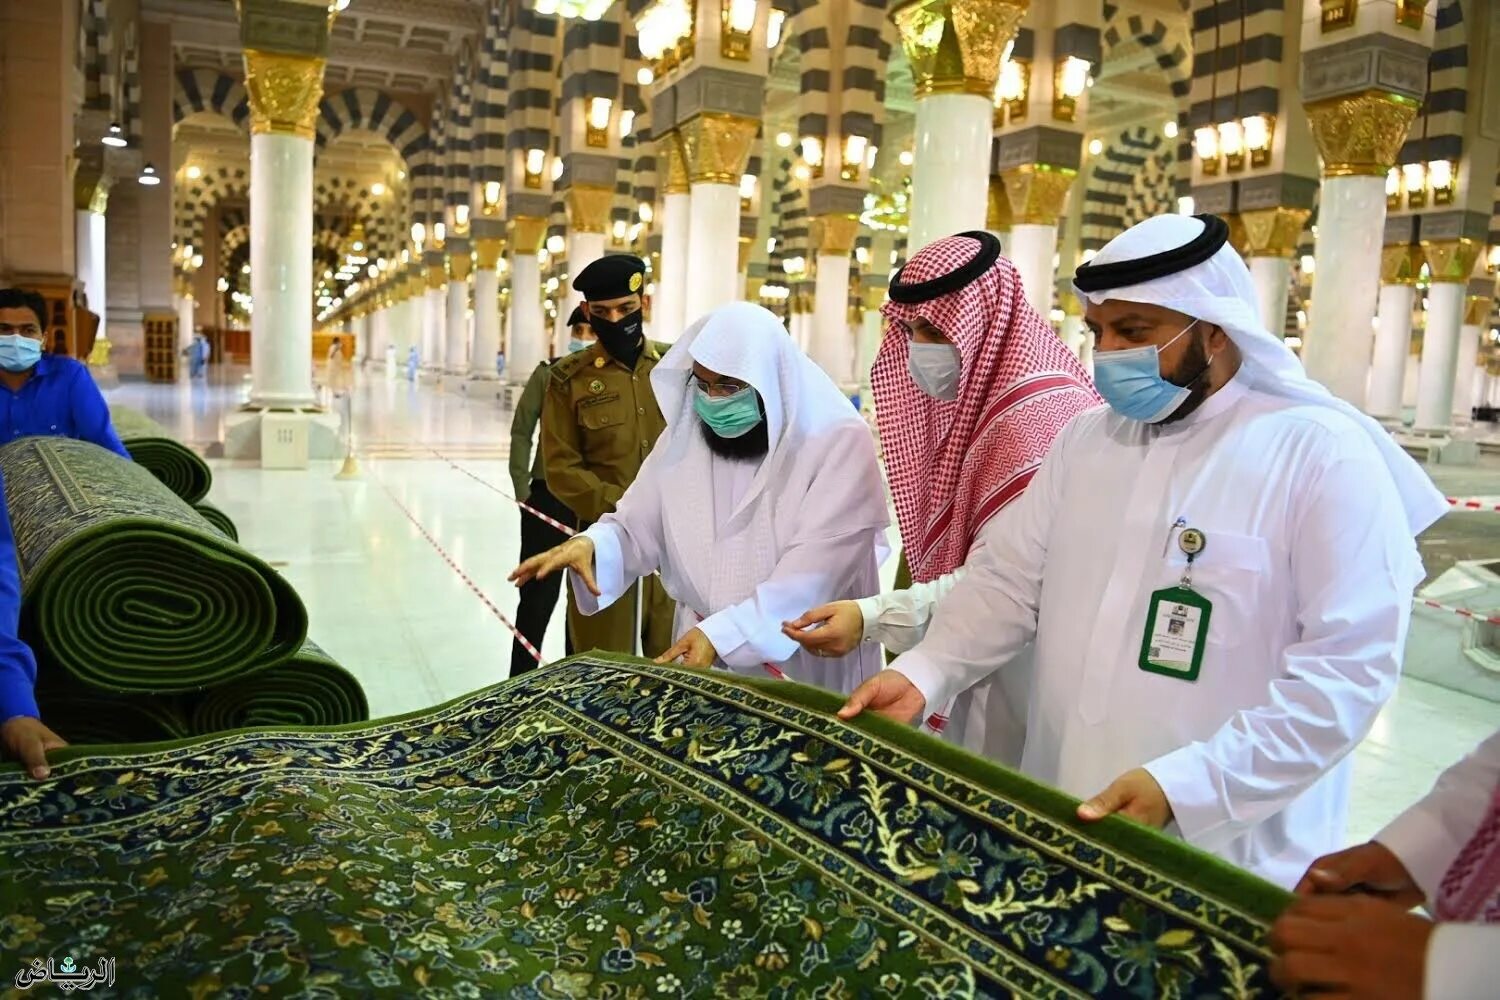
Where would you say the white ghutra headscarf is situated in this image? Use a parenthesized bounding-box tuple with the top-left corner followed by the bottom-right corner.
(1074, 214, 1447, 535)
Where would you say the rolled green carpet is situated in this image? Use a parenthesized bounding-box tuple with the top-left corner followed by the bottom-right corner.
(0, 437, 307, 693)
(188, 640, 368, 733)
(192, 500, 239, 542)
(110, 405, 212, 504)
(34, 686, 191, 745)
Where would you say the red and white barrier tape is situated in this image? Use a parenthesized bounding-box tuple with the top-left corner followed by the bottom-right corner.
(426, 447, 578, 537)
(369, 464, 545, 663)
(1445, 497, 1500, 512)
(1415, 598, 1500, 627)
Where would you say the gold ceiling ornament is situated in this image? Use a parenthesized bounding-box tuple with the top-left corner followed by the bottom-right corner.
(425, 263, 447, 290)
(509, 215, 548, 255)
(677, 114, 760, 185)
(999, 164, 1076, 226)
(1419, 238, 1480, 284)
(660, 133, 690, 195)
(243, 48, 326, 139)
(1240, 207, 1310, 258)
(1303, 90, 1420, 177)
(473, 237, 505, 270)
(813, 214, 862, 256)
(447, 253, 473, 282)
(986, 176, 1013, 232)
(892, 0, 1029, 98)
(1465, 295, 1491, 326)
(565, 184, 614, 234)
(1379, 244, 1424, 284)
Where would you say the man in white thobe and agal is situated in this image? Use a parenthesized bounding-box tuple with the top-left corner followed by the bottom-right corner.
(511, 301, 890, 693)
(840, 213, 1448, 889)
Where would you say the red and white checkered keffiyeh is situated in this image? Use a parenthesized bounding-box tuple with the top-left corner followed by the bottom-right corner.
(874, 234, 1099, 586)
(1435, 783, 1500, 922)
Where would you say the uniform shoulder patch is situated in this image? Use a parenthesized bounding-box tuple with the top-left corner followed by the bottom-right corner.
(550, 352, 587, 382)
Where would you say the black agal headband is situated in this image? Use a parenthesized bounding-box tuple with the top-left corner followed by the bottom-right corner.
(1073, 214, 1230, 293)
(887, 231, 1003, 304)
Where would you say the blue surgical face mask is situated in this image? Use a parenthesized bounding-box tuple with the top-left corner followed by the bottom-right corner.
(693, 385, 763, 439)
(568, 338, 595, 355)
(0, 334, 43, 373)
(1092, 319, 1208, 423)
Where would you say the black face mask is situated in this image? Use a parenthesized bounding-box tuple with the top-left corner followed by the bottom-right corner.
(589, 308, 645, 367)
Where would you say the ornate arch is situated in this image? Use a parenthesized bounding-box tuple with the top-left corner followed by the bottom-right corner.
(172, 68, 251, 131)
(315, 86, 435, 225)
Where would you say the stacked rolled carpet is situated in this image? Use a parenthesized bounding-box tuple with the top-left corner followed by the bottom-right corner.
(0, 436, 366, 741)
(109, 405, 213, 505)
(191, 500, 239, 541)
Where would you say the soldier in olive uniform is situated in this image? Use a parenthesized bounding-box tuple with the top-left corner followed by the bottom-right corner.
(541, 255, 675, 657)
(506, 306, 595, 676)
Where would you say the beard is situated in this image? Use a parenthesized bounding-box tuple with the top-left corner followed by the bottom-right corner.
(700, 412, 770, 461)
(1159, 327, 1216, 424)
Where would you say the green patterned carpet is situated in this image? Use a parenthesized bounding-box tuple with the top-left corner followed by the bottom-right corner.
(0, 437, 365, 740)
(0, 657, 1287, 998)
(109, 405, 213, 504)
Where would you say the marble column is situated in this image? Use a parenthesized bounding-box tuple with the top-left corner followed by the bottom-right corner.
(810, 215, 859, 391)
(506, 217, 547, 392)
(657, 136, 691, 343)
(470, 237, 503, 382)
(892, 1, 1026, 253)
(1413, 239, 1480, 432)
(248, 126, 318, 407)
(997, 168, 1075, 316)
(74, 199, 108, 322)
(857, 284, 886, 411)
(369, 301, 388, 368)
(1241, 206, 1310, 335)
(680, 116, 759, 326)
(176, 281, 196, 352)
(1060, 295, 1088, 360)
(565, 183, 611, 282)
(1367, 245, 1422, 423)
(444, 253, 470, 375)
(1453, 296, 1488, 423)
(422, 256, 446, 373)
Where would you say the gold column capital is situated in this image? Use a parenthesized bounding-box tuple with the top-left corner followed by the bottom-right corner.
(243, 48, 326, 139)
(1421, 239, 1481, 284)
(812, 214, 861, 255)
(737, 237, 754, 273)
(1062, 294, 1083, 318)
(565, 184, 614, 234)
(892, 0, 1029, 98)
(1380, 245, 1424, 284)
(1303, 90, 1420, 177)
(677, 114, 760, 186)
(447, 253, 473, 282)
(660, 133, 689, 195)
(1224, 214, 1250, 257)
(74, 167, 112, 214)
(862, 285, 887, 311)
(1240, 207, 1311, 258)
(403, 271, 424, 298)
(473, 237, 505, 270)
(999, 164, 1076, 226)
(986, 176, 1013, 232)
(425, 263, 447, 290)
(509, 216, 547, 255)
(1465, 295, 1491, 326)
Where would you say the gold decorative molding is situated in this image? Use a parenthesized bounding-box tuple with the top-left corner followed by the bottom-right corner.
(425, 263, 447, 291)
(999, 164, 1076, 226)
(74, 168, 111, 214)
(813, 214, 861, 255)
(862, 285, 887, 311)
(1319, 0, 1356, 32)
(1380, 245, 1424, 284)
(1304, 90, 1420, 177)
(1465, 295, 1491, 326)
(986, 176, 1013, 232)
(1061, 293, 1083, 317)
(892, 0, 1028, 98)
(1420, 239, 1480, 284)
(1224, 214, 1250, 257)
(473, 237, 505, 270)
(660, 133, 690, 195)
(447, 253, 473, 282)
(509, 215, 547, 255)
(243, 48, 326, 139)
(565, 184, 614, 234)
(737, 237, 754, 273)
(403, 271, 425, 299)
(1240, 207, 1310, 258)
(677, 114, 761, 185)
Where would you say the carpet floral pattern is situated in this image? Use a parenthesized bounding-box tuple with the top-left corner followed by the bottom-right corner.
(0, 658, 1286, 998)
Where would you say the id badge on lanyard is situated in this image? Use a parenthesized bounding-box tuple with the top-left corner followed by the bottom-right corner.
(1139, 520, 1212, 682)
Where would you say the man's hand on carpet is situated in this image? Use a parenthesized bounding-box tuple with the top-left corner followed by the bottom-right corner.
(781, 602, 862, 658)
(1293, 841, 1423, 907)
(1268, 894, 1431, 1000)
(656, 628, 716, 668)
(509, 537, 598, 596)
(1, 716, 67, 780)
(838, 671, 926, 725)
(1078, 768, 1172, 827)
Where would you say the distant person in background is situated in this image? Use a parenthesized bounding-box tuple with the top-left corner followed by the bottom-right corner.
(496, 349, 506, 379)
(405, 345, 420, 383)
(0, 288, 128, 458)
(185, 332, 210, 379)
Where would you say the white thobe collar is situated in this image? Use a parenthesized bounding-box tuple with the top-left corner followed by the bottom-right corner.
(1151, 370, 1248, 439)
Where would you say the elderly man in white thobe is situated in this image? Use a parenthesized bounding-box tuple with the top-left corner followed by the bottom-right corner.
(510, 301, 890, 693)
(839, 212, 1448, 889)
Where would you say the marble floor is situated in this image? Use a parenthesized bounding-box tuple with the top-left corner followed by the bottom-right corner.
(107, 364, 1497, 846)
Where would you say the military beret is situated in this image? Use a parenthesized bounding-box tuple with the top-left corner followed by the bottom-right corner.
(566, 304, 587, 327)
(572, 254, 646, 302)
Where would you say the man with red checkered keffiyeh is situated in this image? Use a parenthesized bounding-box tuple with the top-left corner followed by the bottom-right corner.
(782, 231, 1098, 764)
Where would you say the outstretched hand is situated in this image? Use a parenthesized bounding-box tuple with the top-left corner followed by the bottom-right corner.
(1077, 768, 1172, 828)
(837, 670, 926, 725)
(655, 627, 717, 668)
(781, 601, 863, 659)
(509, 536, 599, 596)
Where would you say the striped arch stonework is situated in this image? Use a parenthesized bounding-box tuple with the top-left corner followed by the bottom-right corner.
(315, 88, 435, 225)
(172, 68, 250, 131)
(1081, 126, 1175, 253)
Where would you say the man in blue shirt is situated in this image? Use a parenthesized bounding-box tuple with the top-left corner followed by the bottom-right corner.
(0, 288, 129, 457)
(0, 492, 59, 779)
